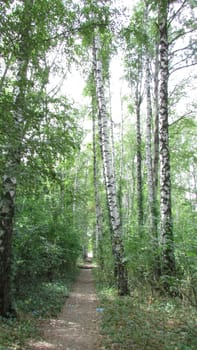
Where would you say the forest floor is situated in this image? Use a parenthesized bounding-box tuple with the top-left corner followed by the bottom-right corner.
(26, 264, 103, 350)
(0, 264, 196, 350)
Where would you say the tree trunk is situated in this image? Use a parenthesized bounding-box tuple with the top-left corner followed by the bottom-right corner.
(0, 0, 32, 316)
(145, 49, 162, 281)
(145, 54, 154, 232)
(135, 80, 143, 234)
(152, 39, 161, 280)
(0, 168, 17, 316)
(144, 0, 161, 280)
(118, 95, 124, 229)
(92, 93, 104, 269)
(93, 33, 129, 295)
(153, 40, 160, 206)
(158, 0, 176, 283)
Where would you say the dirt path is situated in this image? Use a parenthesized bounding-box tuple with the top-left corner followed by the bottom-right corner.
(28, 266, 102, 350)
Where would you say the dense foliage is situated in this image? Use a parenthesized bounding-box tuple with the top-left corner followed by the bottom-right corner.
(0, 0, 196, 348)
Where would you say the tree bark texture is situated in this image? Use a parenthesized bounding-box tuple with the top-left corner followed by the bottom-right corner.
(145, 54, 154, 230)
(0, 0, 33, 316)
(153, 40, 160, 203)
(118, 96, 124, 229)
(152, 39, 162, 279)
(92, 94, 104, 269)
(159, 0, 176, 280)
(0, 173, 17, 316)
(93, 33, 129, 295)
(144, 1, 161, 279)
(135, 80, 143, 233)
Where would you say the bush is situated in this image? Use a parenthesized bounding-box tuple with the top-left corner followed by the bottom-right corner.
(97, 285, 197, 350)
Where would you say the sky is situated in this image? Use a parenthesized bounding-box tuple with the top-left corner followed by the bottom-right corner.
(47, 0, 137, 121)
(47, 0, 197, 130)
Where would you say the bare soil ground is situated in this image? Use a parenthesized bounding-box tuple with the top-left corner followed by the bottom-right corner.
(27, 266, 102, 350)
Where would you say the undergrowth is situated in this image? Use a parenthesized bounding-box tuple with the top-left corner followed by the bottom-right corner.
(95, 269, 197, 350)
(16, 281, 69, 318)
(0, 270, 78, 350)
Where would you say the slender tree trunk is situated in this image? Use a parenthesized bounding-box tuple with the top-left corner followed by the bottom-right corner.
(130, 51, 144, 234)
(0, 166, 17, 316)
(152, 39, 161, 279)
(0, 0, 32, 316)
(92, 94, 104, 269)
(158, 0, 176, 283)
(93, 33, 129, 295)
(97, 94, 116, 273)
(118, 95, 124, 228)
(145, 54, 154, 231)
(108, 80, 116, 177)
(0, 55, 12, 93)
(135, 84, 143, 234)
(145, 49, 162, 280)
(144, 0, 161, 279)
(153, 41, 160, 205)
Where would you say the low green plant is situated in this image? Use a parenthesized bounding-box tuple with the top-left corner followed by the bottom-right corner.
(97, 283, 197, 350)
(16, 281, 69, 318)
(0, 316, 38, 350)
(0, 270, 78, 350)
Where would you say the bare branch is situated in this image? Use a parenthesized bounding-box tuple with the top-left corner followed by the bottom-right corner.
(168, 0, 187, 26)
(48, 71, 68, 98)
(0, 54, 12, 92)
(170, 26, 197, 45)
(169, 111, 195, 127)
(170, 44, 196, 57)
(170, 51, 196, 71)
(170, 61, 197, 75)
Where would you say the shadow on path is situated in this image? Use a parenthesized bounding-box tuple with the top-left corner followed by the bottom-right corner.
(27, 266, 102, 350)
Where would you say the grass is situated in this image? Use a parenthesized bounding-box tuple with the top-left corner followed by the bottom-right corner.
(16, 281, 70, 318)
(95, 273, 197, 350)
(0, 316, 38, 350)
(0, 270, 79, 350)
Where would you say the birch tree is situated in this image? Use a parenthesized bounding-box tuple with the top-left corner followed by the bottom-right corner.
(92, 91, 104, 269)
(144, 1, 155, 236)
(143, 0, 161, 279)
(158, 0, 176, 283)
(93, 32, 129, 295)
(0, 0, 67, 316)
(0, 0, 34, 316)
(135, 60, 144, 234)
(123, 5, 145, 235)
(152, 39, 160, 231)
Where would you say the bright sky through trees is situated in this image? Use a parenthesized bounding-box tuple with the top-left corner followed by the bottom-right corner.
(0, 2, 196, 344)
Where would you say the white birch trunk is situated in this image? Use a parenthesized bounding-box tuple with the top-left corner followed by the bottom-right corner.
(0, 0, 33, 315)
(93, 33, 128, 295)
(145, 54, 154, 230)
(143, 0, 161, 282)
(159, 0, 176, 281)
(92, 94, 104, 269)
(153, 41, 160, 202)
(135, 75, 143, 232)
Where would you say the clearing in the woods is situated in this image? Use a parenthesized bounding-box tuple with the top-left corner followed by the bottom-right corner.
(27, 265, 102, 350)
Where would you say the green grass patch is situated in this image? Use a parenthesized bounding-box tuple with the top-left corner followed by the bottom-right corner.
(0, 270, 79, 350)
(0, 316, 38, 350)
(97, 286, 197, 350)
(16, 281, 69, 318)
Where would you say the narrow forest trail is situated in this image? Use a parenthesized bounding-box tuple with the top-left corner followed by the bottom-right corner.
(27, 265, 102, 350)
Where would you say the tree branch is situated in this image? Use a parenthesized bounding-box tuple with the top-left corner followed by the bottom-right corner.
(170, 51, 195, 71)
(170, 43, 196, 57)
(44, 20, 109, 44)
(0, 54, 12, 92)
(170, 61, 197, 75)
(170, 26, 197, 45)
(169, 111, 195, 127)
(168, 0, 187, 26)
